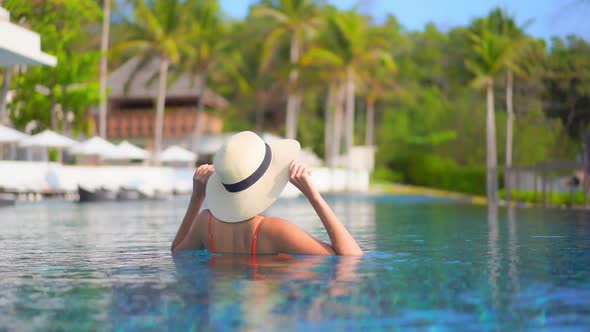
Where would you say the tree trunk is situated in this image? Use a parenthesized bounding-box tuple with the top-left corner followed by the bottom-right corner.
(344, 67, 355, 156)
(62, 110, 68, 137)
(324, 84, 335, 165)
(486, 81, 498, 205)
(330, 82, 346, 167)
(0, 67, 11, 125)
(285, 33, 300, 139)
(285, 95, 297, 139)
(153, 56, 169, 165)
(255, 90, 264, 133)
(584, 129, 590, 194)
(51, 99, 58, 131)
(365, 95, 375, 146)
(505, 70, 514, 201)
(192, 72, 207, 159)
(98, 0, 111, 138)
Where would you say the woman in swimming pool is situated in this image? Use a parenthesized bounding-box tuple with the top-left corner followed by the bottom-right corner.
(171, 131, 362, 256)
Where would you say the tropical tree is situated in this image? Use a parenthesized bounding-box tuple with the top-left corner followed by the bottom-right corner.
(471, 9, 531, 199)
(253, 0, 322, 140)
(361, 59, 396, 147)
(300, 53, 346, 166)
(5, 0, 101, 134)
(304, 10, 391, 159)
(466, 30, 515, 203)
(114, 0, 185, 164)
(239, 20, 277, 133)
(359, 24, 398, 147)
(543, 36, 590, 142)
(0, 69, 11, 125)
(98, 0, 111, 138)
(179, 0, 247, 156)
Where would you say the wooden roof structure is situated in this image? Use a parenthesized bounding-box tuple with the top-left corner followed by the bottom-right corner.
(107, 56, 228, 109)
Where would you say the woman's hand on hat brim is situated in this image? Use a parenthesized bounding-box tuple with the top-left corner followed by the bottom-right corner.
(289, 161, 318, 200)
(193, 164, 215, 199)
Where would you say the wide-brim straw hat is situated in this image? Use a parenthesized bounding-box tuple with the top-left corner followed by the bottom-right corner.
(206, 131, 300, 222)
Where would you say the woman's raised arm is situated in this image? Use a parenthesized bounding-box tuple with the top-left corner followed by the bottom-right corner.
(288, 161, 363, 256)
(171, 165, 214, 250)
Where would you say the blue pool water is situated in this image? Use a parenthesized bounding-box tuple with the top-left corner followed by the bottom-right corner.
(0, 195, 589, 331)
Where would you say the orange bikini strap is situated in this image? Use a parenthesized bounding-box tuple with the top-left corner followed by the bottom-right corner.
(207, 213, 216, 253)
(251, 219, 264, 257)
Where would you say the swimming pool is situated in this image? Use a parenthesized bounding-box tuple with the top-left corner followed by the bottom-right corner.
(0, 195, 589, 331)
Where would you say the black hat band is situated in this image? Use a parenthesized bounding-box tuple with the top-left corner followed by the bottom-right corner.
(222, 143, 272, 193)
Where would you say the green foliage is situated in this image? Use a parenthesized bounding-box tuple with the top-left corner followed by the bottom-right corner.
(48, 149, 59, 162)
(253, 0, 323, 70)
(542, 36, 590, 141)
(296, 100, 325, 155)
(465, 30, 512, 89)
(372, 168, 403, 183)
(401, 154, 487, 195)
(4, 1, 588, 197)
(379, 151, 491, 195)
(175, 0, 247, 95)
(500, 189, 588, 207)
(5, 0, 101, 134)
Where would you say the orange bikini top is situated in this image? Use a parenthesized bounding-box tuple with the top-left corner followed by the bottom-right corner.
(207, 213, 264, 256)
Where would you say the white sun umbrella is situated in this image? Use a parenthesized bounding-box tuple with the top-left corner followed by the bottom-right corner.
(70, 136, 117, 158)
(197, 133, 232, 155)
(0, 125, 28, 160)
(0, 124, 28, 143)
(19, 129, 77, 148)
(159, 145, 197, 163)
(105, 140, 150, 160)
(19, 129, 77, 162)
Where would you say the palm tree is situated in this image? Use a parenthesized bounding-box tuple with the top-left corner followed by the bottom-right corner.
(485, 11, 522, 194)
(300, 32, 345, 167)
(98, 0, 110, 138)
(0, 68, 10, 125)
(359, 31, 397, 146)
(360, 19, 402, 147)
(114, 0, 185, 164)
(179, 0, 247, 156)
(362, 64, 396, 147)
(301, 9, 394, 167)
(472, 9, 529, 200)
(253, 0, 322, 140)
(304, 10, 389, 158)
(466, 30, 514, 204)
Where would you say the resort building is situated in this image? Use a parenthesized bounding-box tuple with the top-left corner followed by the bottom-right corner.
(103, 56, 228, 149)
(0, 6, 57, 125)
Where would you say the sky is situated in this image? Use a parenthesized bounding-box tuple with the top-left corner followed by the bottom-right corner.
(219, 0, 590, 42)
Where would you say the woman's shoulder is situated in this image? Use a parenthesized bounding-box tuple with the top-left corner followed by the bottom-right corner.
(259, 216, 305, 236)
(193, 209, 212, 229)
(260, 215, 290, 227)
(198, 209, 213, 220)
(259, 215, 334, 255)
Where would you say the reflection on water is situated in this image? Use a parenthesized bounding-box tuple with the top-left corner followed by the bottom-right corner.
(0, 196, 589, 330)
(487, 204, 500, 309)
(487, 204, 521, 312)
(165, 253, 363, 330)
(507, 206, 520, 294)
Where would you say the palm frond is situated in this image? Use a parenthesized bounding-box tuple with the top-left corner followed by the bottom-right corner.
(260, 27, 288, 70)
(252, 7, 289, 24)
(301, 47, 344, 67)
(133, 0, 164, 41)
